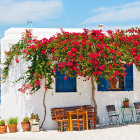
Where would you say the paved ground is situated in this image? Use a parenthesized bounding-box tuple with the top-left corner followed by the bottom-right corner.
(0, 124, 140, 140)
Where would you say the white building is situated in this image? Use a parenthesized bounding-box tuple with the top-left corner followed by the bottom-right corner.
(1, 28, 140, 130)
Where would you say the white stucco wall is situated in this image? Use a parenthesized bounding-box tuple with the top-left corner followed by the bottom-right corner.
(1, 28, 140, 130)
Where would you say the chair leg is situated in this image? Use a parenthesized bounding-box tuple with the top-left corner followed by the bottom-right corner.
(61, 122, 63, 132)
(57, 123, 59, 131)
(83, 120, 85, 130)
(57, 122, 61, 131)
(67, 121, 69, 131)
(94, 119, 96, 129)
(91, 120, 93, 129)
(78, 121, 80, 131)
(109, 116, 113, 125)
(136, 114, 140, 122)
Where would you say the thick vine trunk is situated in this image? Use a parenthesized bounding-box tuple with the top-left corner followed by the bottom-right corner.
(40, 90, 47, 128)
(91, 77, 99, 124)
(40, 79, 47, 129)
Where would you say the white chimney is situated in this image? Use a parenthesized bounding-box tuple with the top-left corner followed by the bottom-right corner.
(98, 24, 104, 30)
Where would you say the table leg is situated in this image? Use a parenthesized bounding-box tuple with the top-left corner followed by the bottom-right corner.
(130, 108, 135, 123)
(86, 111, 88, 130)
(121, 108, 125, 124)
(69, 113, 73, 131)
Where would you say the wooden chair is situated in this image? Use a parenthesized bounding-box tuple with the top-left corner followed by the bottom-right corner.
(54, 109, 69, 132)
(71, 108, 86, 131)
(86, 106, 96, 129)
(134, 102, 140, 122)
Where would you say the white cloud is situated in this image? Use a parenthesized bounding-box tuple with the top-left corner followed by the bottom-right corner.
(83, 2, 140, 24)
(0, 0, 62, 24)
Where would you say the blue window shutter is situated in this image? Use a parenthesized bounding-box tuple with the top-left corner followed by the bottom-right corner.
(56, 71, 76, 92)
(66, 77, 76, 92)
(56, 71, 65, 92)
(98, 77, 107, 91)
(124, 64, 133, 91)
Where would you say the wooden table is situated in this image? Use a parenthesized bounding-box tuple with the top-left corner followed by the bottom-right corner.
(51, 105, 95, 131)
(67, 110, 88, 131)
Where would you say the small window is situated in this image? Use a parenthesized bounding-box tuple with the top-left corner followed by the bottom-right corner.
(56, 71, 76, 92)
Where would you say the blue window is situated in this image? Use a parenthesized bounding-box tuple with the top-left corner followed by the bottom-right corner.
(98, 64, 133, 91)
(56, 71, 76, 92)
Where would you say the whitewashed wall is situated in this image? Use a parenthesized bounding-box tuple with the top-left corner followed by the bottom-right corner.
(1, 28, 140, 130)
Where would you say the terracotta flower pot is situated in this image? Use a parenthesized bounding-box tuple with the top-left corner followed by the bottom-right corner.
(21, 122, 30, 132)
(0, 125, 7, 134)
(124, 101, 129, 107)
(8, 124, 17, 133)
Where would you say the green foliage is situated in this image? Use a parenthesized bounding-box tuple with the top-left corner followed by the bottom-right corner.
(30, 113, 40, 122)
(0, 120, 5, 125)
(22, 117, 29, 122)
(124, 98, 129, 102)
(7, 117, 18, 124)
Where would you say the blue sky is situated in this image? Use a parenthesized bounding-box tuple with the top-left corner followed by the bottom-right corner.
(0, 0, 140, 39)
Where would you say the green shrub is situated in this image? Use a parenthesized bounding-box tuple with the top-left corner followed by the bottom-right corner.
(30, 113, 40, 122)
(7, 117, 18, 124)
(23, 117, 29, 122)
(124, 98, 129, 102)
(0, 120, 5, 125)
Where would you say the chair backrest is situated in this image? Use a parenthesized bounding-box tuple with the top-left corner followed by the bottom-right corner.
(106, 105, 116, 112)
(84, 106, 95, 117)
(134, 102, 140, 110)
(76, 108, 86, 120)
(106, 105, 117, 116)
(54, 109, 65, 121)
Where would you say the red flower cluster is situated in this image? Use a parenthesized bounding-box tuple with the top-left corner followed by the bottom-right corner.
(6, 28, 139, 95)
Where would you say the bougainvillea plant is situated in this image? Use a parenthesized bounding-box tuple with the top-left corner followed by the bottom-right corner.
(2, 27, 140, 127)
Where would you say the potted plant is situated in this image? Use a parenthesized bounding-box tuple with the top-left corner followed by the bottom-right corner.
(21, 117, 30, 132)
(7, 117, 18, 133)
(29, 113, 40, 124)
(123, 98, 129, 107)
(29, 113, 40, 132)
(0, 120, 7, 134)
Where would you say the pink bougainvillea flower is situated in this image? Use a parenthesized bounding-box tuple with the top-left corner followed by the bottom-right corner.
(64, 47, 67, 50)
(41, 51, 46, 54)
(51, 49, 55, 53)
(88, 42, 92, 46)
(54, 57, 58, 60)
(64, 77, 67, 80)
(109, 77, 112, 81)
(35, 81, 41, 86)
(15, 59, 19, 63)
(45, 87, 48, 91)
(66, 62, 73, 66)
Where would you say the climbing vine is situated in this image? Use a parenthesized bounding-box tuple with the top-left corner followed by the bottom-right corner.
(2, 28, 140, 94)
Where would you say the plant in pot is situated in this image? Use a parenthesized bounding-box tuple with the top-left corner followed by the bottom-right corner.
(21, 117, 30, 132)
(7, 117, 18, 133)
(0, 120, 7, 134)
(29, 113, 40, 124)
(123, 98, 129, 107)
(29, 113, 40, 132)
